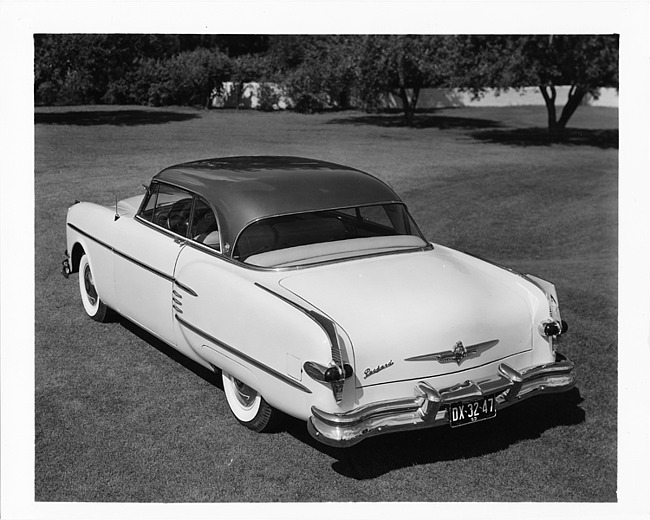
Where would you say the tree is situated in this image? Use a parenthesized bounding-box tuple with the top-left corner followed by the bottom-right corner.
(230, 54, 271, 108)
(452, 35, 619, 131)
(265, 35, 312, 76)
(177, 35, 269, 56)
(137, 48, 231, 108)
(356, 35, 455, 125)
(282, 36, 359, 112)
(33, 34, 256, 106)
(34, 34, 182, 105)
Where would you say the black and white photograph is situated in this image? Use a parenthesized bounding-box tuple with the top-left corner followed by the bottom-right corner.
(1, 2, 648, 519)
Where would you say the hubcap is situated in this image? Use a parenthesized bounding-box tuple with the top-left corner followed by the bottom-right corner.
(233, 378, 257, 408)
(83, 265, 97, 305)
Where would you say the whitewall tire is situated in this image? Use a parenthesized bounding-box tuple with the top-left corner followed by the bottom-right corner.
(222, 371, 279, 432)
(78, 253, 111, 322)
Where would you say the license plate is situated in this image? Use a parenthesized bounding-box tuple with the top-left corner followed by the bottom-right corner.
(448, 395, 497, 428)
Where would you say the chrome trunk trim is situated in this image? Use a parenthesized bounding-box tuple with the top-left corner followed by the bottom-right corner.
(308, 353, 575, 447)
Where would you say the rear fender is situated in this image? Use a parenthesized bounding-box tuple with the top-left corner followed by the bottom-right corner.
(173, 245, 354, 420)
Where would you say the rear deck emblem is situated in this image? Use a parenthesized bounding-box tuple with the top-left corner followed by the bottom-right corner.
(404, 339, 499, 366)
(452, 341, 467, 363)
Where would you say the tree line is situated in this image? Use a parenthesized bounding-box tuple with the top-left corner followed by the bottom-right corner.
(34, 34, 618, 129)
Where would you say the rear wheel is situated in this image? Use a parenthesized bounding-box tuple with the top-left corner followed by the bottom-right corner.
(222, 371, 279, 432)
(78, 253, 111, 322)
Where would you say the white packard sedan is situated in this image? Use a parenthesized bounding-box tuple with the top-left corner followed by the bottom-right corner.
(63, 156, 574, 447)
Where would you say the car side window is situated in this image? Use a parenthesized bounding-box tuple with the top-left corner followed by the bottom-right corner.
(138, 183, 193, 237)
(189, 197, 220, 251)
(138, 183, 160, 221)
(357, 205, 394, 230)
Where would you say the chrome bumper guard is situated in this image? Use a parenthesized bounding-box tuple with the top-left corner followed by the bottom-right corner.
(308, 353, 575, 447)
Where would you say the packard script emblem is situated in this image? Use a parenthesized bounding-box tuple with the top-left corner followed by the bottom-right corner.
(404, 339, 499, 366)
(364, 360, 394, 379)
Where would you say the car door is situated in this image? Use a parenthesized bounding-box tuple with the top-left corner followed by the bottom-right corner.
(112, 182, 193, 345)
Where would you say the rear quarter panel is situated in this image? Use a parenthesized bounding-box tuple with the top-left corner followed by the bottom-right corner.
(173, 246, 342, 420)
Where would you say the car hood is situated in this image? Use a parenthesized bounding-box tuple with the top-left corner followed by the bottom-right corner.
(278, 246, 536, 387)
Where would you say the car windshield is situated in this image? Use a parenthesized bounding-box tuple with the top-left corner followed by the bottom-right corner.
(233, 203, 427, 266)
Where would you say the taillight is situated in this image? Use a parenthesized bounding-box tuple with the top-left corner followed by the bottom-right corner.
(305, 361, 354, 383)
(542, 320, 569, 337)
(304, 361, 354, 402)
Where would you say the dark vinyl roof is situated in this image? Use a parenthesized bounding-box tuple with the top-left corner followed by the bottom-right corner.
(153, 156, 403, 253)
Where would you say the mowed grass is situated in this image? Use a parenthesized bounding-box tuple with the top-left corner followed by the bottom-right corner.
(34, 104, 618, 502)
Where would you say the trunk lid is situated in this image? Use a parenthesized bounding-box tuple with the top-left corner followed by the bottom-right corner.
(279, 247, 535, 387)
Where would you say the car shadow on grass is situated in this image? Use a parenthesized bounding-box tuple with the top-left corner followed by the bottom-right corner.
(470, 127, 618, 149)
(117, 316, 223, 389)
(115, 314, 585, 481)
(34, 109, 202, 126)
(285, 388, 585, 479)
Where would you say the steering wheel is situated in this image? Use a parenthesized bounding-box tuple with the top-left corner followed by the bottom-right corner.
(166, 198, 192, 236)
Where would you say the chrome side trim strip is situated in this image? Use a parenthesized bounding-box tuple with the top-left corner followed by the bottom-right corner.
(68, 223, 199, 293)
(68, 223, 175, 282)
(113, 247, 175, 282)
(255, 282, 348, 400)
(174, 280, 198, 297)
(254, 282, 336, 352)
(175, 314, 312, 394)
(67, 223, 113, 251)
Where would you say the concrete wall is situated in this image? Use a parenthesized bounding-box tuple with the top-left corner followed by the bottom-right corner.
(383, 86, 619, 109)
(212, 82, 291, 110)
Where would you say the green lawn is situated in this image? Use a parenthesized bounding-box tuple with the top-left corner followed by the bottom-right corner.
(34, 104, 618, 502)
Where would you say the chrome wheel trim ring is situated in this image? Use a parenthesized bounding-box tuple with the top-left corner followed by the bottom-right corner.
(83, 264, 98, 306)
(233, 378, 258, 409)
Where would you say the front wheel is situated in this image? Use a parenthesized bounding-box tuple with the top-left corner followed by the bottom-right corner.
(222, 371, 279, 433)
(78, 253, 111, 322)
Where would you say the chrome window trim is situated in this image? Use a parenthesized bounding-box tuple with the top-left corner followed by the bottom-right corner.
(232, 201, 426, 260)
(137, 180, 224, 245)
(133, 216, 180, 241)
(69, 220, 432, 277)
(236, 242, 434, 273)
(185, 239, 222, 257)
(136, 182, 430, 270)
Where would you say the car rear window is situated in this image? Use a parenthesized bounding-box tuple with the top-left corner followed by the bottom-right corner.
(233, 203, 425, 262)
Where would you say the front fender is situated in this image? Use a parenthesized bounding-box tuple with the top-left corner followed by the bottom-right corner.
(66, 202, 118, 309)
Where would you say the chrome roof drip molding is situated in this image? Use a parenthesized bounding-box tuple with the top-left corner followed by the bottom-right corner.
(405, 340, 499, 366)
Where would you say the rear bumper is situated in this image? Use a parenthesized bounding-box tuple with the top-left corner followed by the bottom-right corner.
(308, 353, 575, 447)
